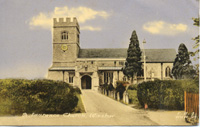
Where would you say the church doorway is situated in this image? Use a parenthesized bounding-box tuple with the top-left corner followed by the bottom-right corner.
(81, 75, 92, 89)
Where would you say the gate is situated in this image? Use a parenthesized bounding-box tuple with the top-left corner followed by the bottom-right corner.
(184, 91, 199, 117)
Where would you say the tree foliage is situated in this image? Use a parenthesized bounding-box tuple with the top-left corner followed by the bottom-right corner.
(123, 30, 142, 82)
(190, 17, 199, 78)
(172, 43, 196, 79)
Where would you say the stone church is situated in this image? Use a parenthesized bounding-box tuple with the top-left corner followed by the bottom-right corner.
(47, 17, 176, 90)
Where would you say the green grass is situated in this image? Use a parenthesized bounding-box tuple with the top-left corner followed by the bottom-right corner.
(127, 89, 139, 105)
(74, 93, 85, 113)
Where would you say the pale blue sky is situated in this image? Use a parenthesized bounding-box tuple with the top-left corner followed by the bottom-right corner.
(0, 0, 199, 79)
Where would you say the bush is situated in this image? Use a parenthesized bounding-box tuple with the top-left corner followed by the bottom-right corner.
(72, 86, 82, 94)
(116, 81, 127, 99)
(102, 82, 108, 90)
(0, 79, 79, 115)
(108, 83, 114, 91)
(137, 79, 199, 110)
(128, 84, 137, 90)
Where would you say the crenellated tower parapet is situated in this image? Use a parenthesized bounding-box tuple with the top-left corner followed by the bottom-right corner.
(53, 17, 79, 29)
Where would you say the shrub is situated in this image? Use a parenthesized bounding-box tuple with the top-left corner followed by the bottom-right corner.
(180, 79, 199, 93)
(72, 86, 82, 94)
(128, 84, 137, 90)
(0, 79, 79, 115)
(102, 82, 108, 90)
(137, 79, 199, 110)
(116, 81, 127, 99)
(108, 83, 114, 91)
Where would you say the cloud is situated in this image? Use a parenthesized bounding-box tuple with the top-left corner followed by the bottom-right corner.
(143, 21, 187, 35)
(29, 6, 110, 31)
(81, 26, 102, 31)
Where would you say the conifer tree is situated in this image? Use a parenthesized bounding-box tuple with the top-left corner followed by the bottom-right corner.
(123, 30, 142, 83)
(172, 43, 195, 79)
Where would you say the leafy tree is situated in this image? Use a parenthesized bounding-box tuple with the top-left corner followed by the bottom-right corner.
(190, 17, 199, 78)
(123, 30, 142, 83)
(172, 43, 196, 79)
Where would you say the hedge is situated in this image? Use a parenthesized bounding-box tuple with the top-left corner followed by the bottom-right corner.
(137, 79, 199, 110)
(0, 79, 80, 115)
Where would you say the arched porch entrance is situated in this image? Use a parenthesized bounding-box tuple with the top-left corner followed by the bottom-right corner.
(81, 75, 92, 89)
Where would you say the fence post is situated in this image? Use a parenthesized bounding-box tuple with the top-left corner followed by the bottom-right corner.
(105, 90, 107, 96)
(125, 92, 129, 104)
(123, 92, 126, 103)
(113, 90, 116, 99)
(117, 92, 120, 101)
(184, 91, 186, 112)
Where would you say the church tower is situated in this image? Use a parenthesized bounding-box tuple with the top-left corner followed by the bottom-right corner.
(52, 17, 80, 66)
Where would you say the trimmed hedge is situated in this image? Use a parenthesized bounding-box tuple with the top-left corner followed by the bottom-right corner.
(0, 79, 80, 115)
(137, 79, 199, 110)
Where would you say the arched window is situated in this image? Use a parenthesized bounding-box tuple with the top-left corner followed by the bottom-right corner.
(165, 66, 171, 77)
(61, 31, 68, 40)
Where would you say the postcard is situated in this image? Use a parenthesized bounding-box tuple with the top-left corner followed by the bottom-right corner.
(0, 0, 199, 126)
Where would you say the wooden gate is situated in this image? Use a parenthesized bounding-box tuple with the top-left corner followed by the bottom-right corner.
(184, 91, 199, 117)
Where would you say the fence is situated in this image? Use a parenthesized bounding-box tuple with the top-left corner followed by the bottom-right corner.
(184, 91, 199, 117)
(98, 87, 129, 104)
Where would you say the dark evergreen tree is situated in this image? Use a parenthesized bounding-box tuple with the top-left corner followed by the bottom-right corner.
(123, 30, 142, 83)
(172, 43, 196, 79)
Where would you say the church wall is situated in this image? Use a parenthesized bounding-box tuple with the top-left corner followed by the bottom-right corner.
(92, 71, 99, 91)
(53, 27, 79, 43)
(118, 71, 125, 81)
(47, 71, 63, 81)
(64, 71, 69, 82)
(96, 60, 125, 67)
(145, 63, 162, 79)
(52, 62, 76, 67)
(53, 44, 78, 63)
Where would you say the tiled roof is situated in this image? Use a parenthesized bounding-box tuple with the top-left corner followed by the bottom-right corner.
(78, 48, 176, 62)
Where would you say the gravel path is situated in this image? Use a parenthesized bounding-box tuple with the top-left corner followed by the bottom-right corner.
(80, 90, 158, 125)
(0, 90, 158, 125)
